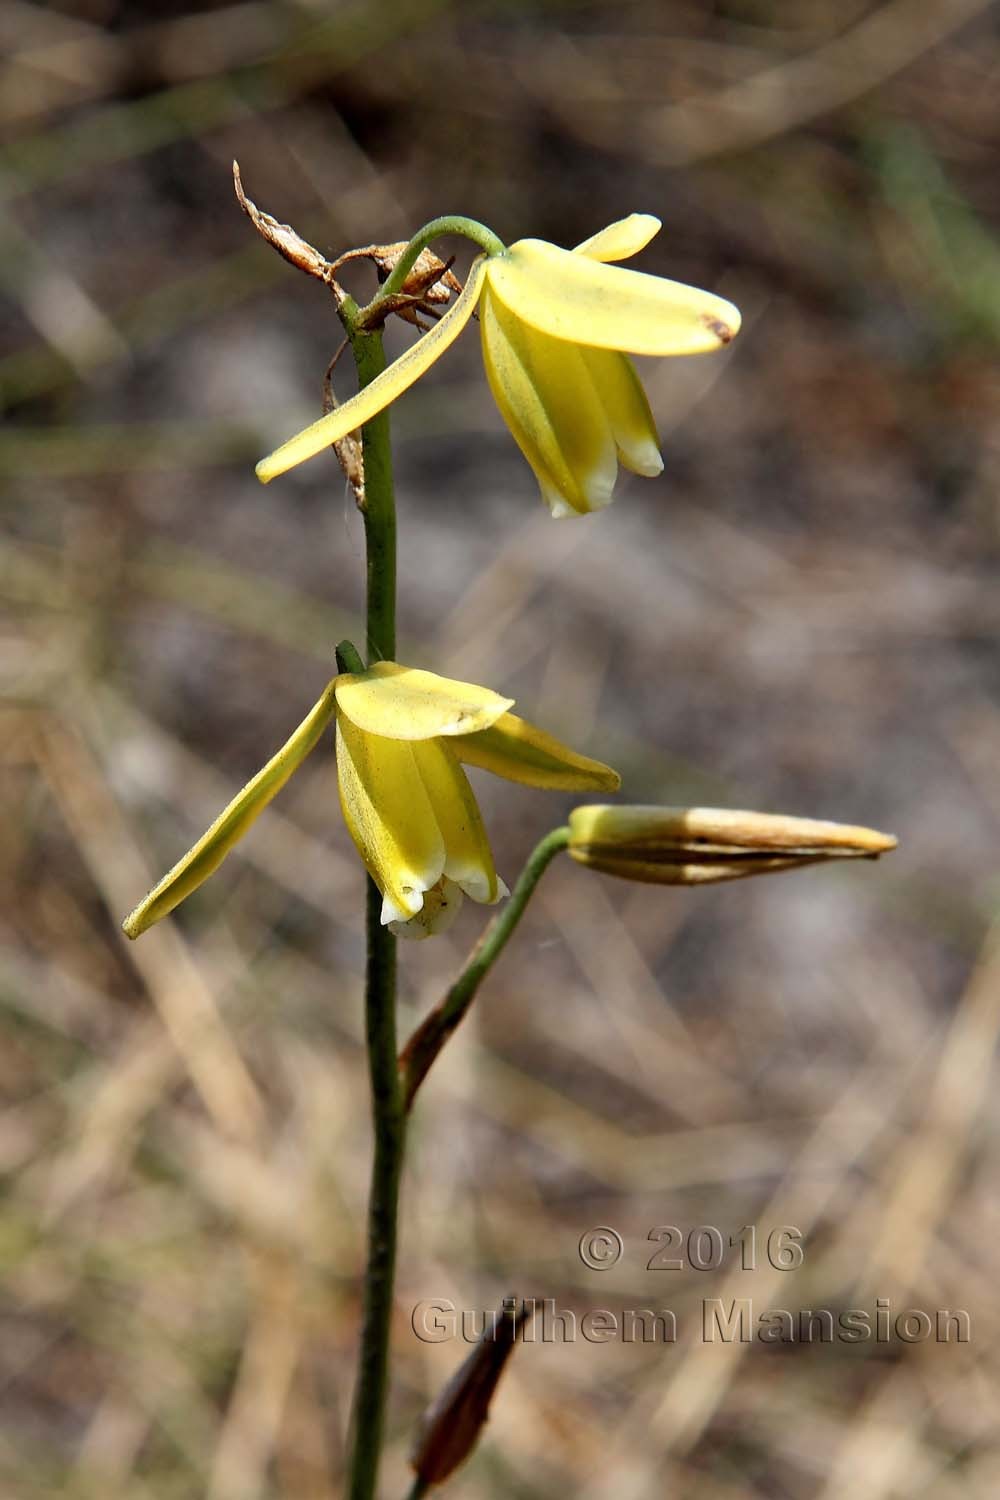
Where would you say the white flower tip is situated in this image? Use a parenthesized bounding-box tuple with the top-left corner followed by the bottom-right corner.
(544, 491, 578, 520)
(381, 886, 425, 926)
(448, 865, 509, 906)
(540, 472, 616, 519)
(583, 473, 616, 513)
(627, 443, 664, 478)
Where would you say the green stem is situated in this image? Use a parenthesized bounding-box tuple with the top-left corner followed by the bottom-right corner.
(348, 323, 397, 664)
(403, 1479, 430, 1500)
(400, 826, 570, 1110)
(368, 214, 505, 312)
(350, 875, 403, 1500)
(344, 315, 404, 1500)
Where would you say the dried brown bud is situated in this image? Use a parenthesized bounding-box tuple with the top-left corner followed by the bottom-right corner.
(339, 243, 464, 330)
(568, 805, 897, 886)
(369, 243, 463, 307)
(410, 1297, 527, 1486)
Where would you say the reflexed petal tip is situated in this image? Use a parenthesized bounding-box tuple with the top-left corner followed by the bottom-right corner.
(568, 805, 897, 886)
(574, 213, 661, 263)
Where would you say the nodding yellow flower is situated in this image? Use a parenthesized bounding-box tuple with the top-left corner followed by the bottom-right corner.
(337, 662, 618, 936)
(123, 663, 619, 943)
(256, 214, 740, 517)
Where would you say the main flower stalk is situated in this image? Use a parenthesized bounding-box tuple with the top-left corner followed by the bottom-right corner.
(348, 319, 397, 665)
(341, 301, 404, 1500)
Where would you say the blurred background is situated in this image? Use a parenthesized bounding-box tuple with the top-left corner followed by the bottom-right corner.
(4, 1, 1000, 1496)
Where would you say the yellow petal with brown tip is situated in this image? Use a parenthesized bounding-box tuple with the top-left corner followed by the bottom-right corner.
(486, 238, 740, 356)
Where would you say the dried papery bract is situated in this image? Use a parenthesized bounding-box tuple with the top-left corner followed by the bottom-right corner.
(568, 805, 897, 885)
(410, 1299, 528, 1487)
(233, 160, 343, 294)
(233, 168, 467, 502)
(233, 164, 463, 323)
(321, 346, 365, 506)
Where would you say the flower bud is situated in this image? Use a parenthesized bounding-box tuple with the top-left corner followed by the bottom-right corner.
(410, 1297, 526, 1486)
(567, 805, 897, 886)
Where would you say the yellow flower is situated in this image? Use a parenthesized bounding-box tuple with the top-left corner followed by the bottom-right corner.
(338, 662, 619, 935)
(123, 663, 619, 942)
(256, 215, 740, 517)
